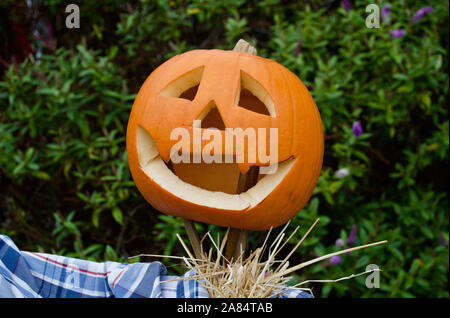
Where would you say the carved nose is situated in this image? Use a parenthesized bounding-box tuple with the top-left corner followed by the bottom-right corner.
(195, 100, 226, 130)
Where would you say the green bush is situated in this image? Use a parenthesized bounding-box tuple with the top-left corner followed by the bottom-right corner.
(0, 0, 448, 297)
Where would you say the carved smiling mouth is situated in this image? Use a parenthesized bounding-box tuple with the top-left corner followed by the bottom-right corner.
(137, 126, 296, 211)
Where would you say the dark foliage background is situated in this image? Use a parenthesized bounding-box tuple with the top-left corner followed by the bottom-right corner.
(0, 0, 448, 297)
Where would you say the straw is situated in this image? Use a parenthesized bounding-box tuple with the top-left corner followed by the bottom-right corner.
(132, 219, 387, 298)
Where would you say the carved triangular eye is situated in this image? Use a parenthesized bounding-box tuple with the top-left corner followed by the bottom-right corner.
(179, 85, 199, 101)
(236, 70, 276, 117)
(159, 66, 204, 101)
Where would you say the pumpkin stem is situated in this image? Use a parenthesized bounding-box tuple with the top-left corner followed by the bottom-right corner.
(233, 39, 257, 55)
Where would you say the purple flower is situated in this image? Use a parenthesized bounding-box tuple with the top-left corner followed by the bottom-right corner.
(294, 37, 302, 56)
(347, 225, 357, 246)
(390, 28, 405, 38)
(381, 4, 391, 22)
(330, 255, 342, 265)
(352, 121, 363, 137)
(335, 238, 345, 247)
(440, 233, 448, 247)
(335, 167, 350, 178)
(342, 0, 351, 12)
(412, 6, 434, 23)
(35, 20, 56, 51)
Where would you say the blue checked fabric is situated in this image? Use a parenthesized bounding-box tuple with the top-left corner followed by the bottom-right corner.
(0, 235, 312, 298)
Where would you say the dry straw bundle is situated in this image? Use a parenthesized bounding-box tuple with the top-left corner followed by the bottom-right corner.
(132, 219, 387, 298)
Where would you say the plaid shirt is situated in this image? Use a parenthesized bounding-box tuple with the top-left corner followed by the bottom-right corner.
(0, 235, 312, 298)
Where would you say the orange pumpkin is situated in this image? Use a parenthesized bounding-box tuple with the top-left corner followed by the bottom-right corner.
(126, 49, 324, 231)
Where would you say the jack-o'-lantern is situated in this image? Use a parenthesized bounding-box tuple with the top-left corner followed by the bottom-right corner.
(126, 46, 323, 231)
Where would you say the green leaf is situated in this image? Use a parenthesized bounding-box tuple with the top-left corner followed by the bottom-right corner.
(32, 171, 52, 181)
(389, 246, 404, 262)
(92, 209, 102, 228)
(104, 245, 118, 261)
(112, 207, 123, 225)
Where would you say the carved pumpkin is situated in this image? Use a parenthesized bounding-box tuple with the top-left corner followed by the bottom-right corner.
(126, 49, 324, 231)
